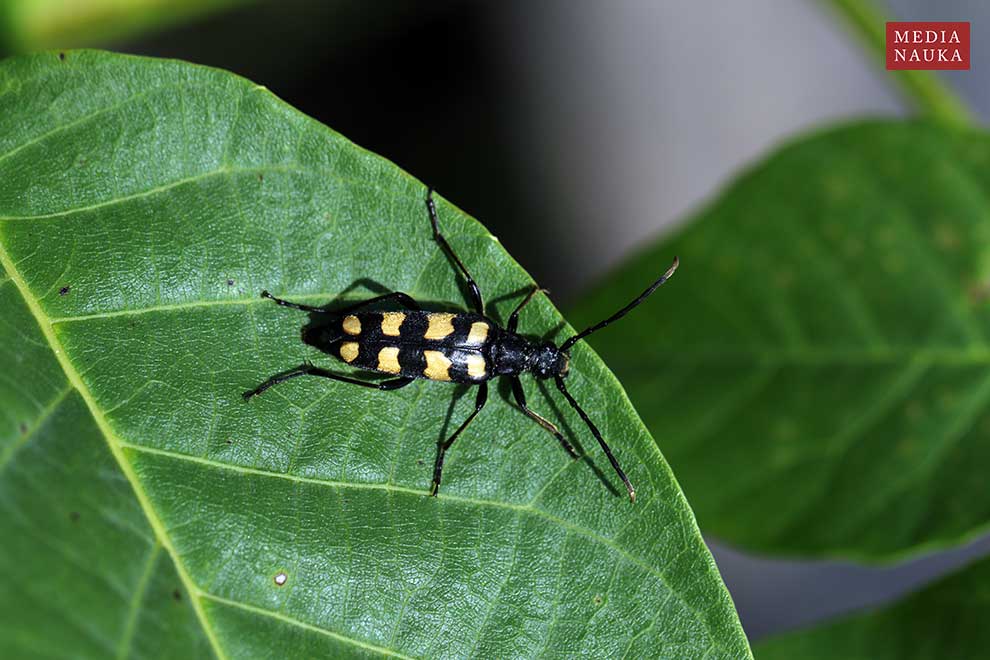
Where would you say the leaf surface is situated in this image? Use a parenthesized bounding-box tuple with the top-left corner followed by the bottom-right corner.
(0, 51, 749, 659)
(569, 121, 990, 561)
(755, 555, 990, 659)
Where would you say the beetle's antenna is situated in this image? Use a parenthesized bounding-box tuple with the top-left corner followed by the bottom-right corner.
(555, 376, 635, 502)
(560, 257, 678, 352)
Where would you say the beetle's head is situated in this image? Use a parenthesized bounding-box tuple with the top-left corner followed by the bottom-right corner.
(531, 342, 570, 379)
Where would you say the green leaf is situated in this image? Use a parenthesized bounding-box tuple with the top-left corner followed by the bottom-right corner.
(569, 121, 990, 562)
(755, 555, 990, 659)
(0, 51, 749, 658)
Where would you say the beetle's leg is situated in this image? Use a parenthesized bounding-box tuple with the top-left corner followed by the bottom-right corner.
(335, 291, 421, 314)
(426, 189, 485, 315)
(430, 382, 488, 496)
(244, 363, 413, 399)
(260, 291, 325, 313)
(509, 377, 577, 458)
(507, 287, 549, 333)
(262, 290, 421, 314)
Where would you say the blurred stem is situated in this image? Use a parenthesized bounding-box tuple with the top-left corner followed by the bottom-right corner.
(1, 0, 250, 52)
(823, 0, 975, 126)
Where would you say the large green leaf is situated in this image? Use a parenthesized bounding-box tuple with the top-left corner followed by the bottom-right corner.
(0, 51, 749, 658)
(755, 554, 990, 659)
(569, 121, 990, 562)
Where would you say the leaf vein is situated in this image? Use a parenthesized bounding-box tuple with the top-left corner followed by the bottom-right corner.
(0, 81, 202, 168)
(117, 440, 723, 648)
(464, 513, 526, 659)
(200, 591, 414, 659)
(0, 241, 229, 660)
(115, 542, 161, 660)
(0, 383, 73, 475)
(0, 165, 305, 223)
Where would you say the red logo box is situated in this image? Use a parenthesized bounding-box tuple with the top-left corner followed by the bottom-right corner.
(886, 22, 970, 70)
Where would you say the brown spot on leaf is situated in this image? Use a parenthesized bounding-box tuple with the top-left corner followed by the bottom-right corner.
(226, 279, 235, 287)
(59, 286, 70, 296)
(19, 422, 27, 434)
(593, 594, 603, 606)
(258, 174, 264, 182)
(58, 52, 65, 61)
(172, 588, 182, 601)
(273, 572, 288, 586)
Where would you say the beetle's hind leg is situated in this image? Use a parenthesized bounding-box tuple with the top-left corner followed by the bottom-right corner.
(426, 189, 485, 315)
(243, 362, 413, 400)
(508, 287, 549, 332)
(431, 382, 488, 496)
(509, 377, 578, 458)
(336, 291, 421, 314)
(259, 290, 327, 313)
(261, 290, 421, 315)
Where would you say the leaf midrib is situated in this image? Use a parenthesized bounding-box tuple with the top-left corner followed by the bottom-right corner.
(119, 440, 684, 589)
(0, 239, 230, 659)
(1, 233, 443, 659)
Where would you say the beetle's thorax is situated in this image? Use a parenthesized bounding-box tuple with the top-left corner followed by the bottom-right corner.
(492, 332, 569, 379)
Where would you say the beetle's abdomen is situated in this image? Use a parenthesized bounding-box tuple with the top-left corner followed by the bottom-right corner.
(332, 311, 495, 383)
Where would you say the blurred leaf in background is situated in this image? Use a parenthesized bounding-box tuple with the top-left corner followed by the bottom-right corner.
(570, 120, 990, 562)
(756, 554, 990, 658)
(0, 51, 750, 658)
(0, 0, 251, 52)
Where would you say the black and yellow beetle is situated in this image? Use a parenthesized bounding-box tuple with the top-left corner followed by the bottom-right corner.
(244, 190, 678, 502)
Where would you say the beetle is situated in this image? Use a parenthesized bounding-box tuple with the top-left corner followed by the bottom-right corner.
(244, 190, 677, 502)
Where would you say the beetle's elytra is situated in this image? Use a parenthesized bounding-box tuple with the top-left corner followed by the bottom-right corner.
(244, 190, 678, 502)
(309, 310, 496, 383)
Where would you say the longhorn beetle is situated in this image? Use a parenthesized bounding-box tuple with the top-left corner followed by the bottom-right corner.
(244, 190, 678, 502)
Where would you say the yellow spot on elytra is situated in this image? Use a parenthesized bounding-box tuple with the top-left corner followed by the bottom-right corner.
(466, 354, 486, 379)
(425, 313, 456, 340)
(342, 315, 361, 335)
(340, 342, 359, 363)
(377, 346, 401, 374)
(466, 322, 489, 346)
(381, 312, 405, 336)
(423, 350, 452, 381)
